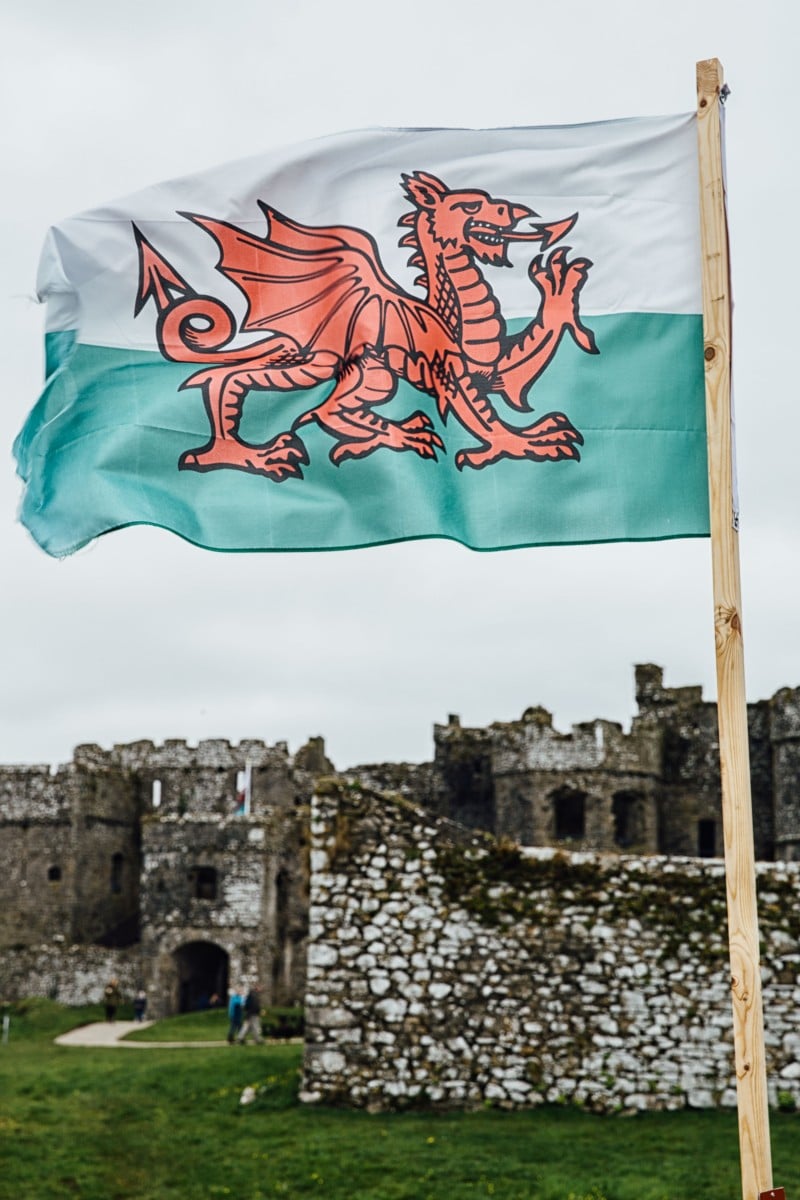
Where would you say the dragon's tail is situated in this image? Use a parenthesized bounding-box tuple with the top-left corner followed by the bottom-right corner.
(156, 297, 314, 366)
(181, 350, 340, 395)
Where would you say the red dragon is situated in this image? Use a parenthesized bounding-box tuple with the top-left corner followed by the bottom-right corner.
(134, 171, 597, 480)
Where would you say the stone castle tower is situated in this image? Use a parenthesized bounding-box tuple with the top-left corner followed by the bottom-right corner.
(0, 735, 329, 1017)
(426, 664, 800, 862)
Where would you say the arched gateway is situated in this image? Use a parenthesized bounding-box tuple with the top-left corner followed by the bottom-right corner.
(173, 941, 229, 1012)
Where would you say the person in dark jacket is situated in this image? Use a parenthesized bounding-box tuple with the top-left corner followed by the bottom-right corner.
(237, 985, 262, 1044)
(103, 978, 122, 1022)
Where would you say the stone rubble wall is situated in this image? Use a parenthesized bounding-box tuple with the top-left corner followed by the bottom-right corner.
(0, 943, 146, 1007)
(301, 781, 800, 1114)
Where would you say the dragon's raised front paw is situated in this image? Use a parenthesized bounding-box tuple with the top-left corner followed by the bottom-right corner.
(530, 248, 597, 353)
(529, 246, 591, 297)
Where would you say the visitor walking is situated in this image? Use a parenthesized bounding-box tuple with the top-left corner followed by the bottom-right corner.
(133, 989, 148, 1022)
(227, 987, 244, 1044)
(237, 985, 262, 1044)
(103, 978, 122, 1022)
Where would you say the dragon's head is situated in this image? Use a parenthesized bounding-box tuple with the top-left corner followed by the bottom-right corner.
(400, 171, 575, 266)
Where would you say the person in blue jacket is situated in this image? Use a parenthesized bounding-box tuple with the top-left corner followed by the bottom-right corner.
(227, 987, 244, 1044)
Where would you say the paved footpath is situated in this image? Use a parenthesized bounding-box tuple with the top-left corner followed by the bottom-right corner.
(55, 1021, 228, 1048)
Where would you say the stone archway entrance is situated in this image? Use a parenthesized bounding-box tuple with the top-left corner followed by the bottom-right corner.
(173, 941, 229, 1013)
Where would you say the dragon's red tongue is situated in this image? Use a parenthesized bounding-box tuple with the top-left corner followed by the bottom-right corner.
(506, 213, 578, 248)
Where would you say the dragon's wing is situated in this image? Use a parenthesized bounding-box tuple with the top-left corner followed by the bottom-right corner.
(183, 206, 457, 362)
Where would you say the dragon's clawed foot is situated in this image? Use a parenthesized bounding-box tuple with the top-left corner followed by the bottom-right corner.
(399, 411, 436, 434)
(330, 412, 445, 465)
(179, 430, 309, 481)
(455, 412, 583, 471)
(530, 248, 597, 354)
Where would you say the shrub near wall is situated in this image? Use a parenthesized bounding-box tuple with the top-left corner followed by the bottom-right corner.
(301, 781, 800, 1114)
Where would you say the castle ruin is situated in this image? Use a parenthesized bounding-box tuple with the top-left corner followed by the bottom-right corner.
(0, 736, 328, 1016)
(2, 663, 800, 1016)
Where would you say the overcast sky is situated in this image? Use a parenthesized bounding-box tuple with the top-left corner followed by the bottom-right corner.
(1, 0, 796, 771)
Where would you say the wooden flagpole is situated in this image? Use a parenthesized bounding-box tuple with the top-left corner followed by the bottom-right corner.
(696, 59, 783, 1200)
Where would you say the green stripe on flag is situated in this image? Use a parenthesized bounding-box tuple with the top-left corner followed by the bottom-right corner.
(16, 313, 709, 557)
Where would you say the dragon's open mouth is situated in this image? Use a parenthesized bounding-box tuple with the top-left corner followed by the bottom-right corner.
(467, 213, 578, 252)
(467, 221, 506, 246)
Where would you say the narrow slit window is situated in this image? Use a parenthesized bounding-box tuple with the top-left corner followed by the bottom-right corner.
(698, 819, 716, 858)
(110, 853, 124, 894)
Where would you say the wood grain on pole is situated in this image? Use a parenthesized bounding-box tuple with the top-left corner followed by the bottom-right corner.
(696, 57, 774, 1200)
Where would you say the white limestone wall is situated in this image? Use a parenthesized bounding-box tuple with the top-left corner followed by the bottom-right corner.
(301, 782, 800, 1113)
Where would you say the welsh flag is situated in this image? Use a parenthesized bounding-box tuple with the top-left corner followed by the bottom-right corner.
(15, 116, 709, 557)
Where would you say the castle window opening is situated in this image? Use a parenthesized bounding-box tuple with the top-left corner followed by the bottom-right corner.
(698, 819, 717, 858)
(110, 853, 124, 894)
(190, 865, 218, 900)
(151, 779, 162, 808)
(236, 765, 252, 815)
(47, 865, 62, 883)
(552, 787, 586, 841)
(612, 790, 644, 848)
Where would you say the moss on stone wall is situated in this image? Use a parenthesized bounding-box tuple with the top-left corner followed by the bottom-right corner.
(433, 840, 730, 963)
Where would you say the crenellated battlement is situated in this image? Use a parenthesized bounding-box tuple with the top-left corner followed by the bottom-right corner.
(72, 737, 289, 771)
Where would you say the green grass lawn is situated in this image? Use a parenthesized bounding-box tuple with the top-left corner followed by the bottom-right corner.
(1, 999, 798, 1200)
(121, 1007, 303, 1043)
(123, 1007, 231, 1042)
